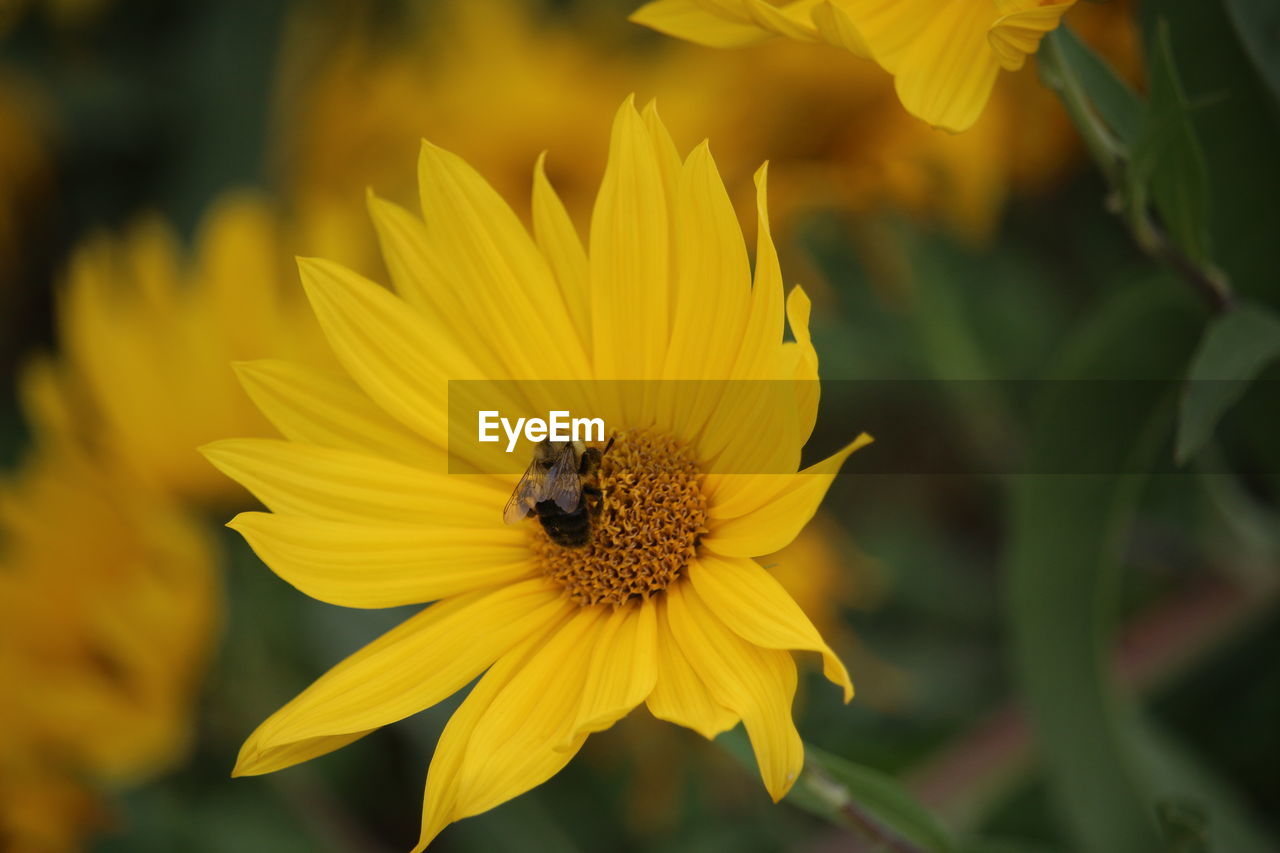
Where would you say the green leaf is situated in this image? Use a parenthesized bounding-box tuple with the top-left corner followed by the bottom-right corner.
(718, 729, 957, 852)
(1176, 302, 1280, 462)
(1040, 26, 1144, 148)
(1131, 20, 1214, 264)
(1006, 282, 1203, 853)
(1223, 0, 1280, 107)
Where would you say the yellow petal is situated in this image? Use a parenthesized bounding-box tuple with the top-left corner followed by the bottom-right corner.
(531, 153, 591, 348)
(559, 601, 658, 747)
(657, 141, 758, 446)
(228, 511, 534, 608)
(738, 0, 823, 43)
(705, 432, 873, 553)
(297, 256, 469, 443)
(810, 1, 872, 55)
(630, 0, 776, 48)
(590, 97, 671, 382)
(234, 359, 444, 471)
(666, 581, 803, 801)
(200, 438, 505, 528)
(785, 285, 820, 442)
(730, 163, 787, 382)
(640, 100, 684, 224)
(645, 595, 739, 739)
(235, 579, 572, 776)
(417, 607, 604, 847)
(665, 141, 751, 381)
(233, 731, 371, 778)
(826, 0, 938, 69)
(364, 193, 512, 384)
(890, 3, 1002, 132)
(417, 140, 588, 378)
(989, 1, 1074, 71)
(688, 554, 852, 700)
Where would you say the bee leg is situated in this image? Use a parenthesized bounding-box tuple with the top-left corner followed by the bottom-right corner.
(579, 447, 603, 477)
(582, 484, 604, 517)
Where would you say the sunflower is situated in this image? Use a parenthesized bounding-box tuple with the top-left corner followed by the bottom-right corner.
(631, 0, 1077, 132)
(203, 97, 871, 848)
(0, 444, 217, 787)
(22, 191, 330, 507)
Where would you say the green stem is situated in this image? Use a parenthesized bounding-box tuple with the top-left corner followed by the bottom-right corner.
(1037, 32, 1125, 186)
(801, 760, 929, 853)
(1037, 28, 1234, 313)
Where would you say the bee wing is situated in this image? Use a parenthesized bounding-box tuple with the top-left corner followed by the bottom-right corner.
(503, 459, 542, 525)
(544, 443, 583, 514)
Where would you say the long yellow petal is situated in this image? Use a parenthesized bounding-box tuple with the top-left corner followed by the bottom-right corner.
(417, 141, 588, 378)
(639, 100, 683, 217)
(200, 438, 505, 528)
(688, 554, 852, 700)
(234, 359, 444, 471)
(734, 163, 786, 380)
(666, 581, 803, 801)
(665, 142, 751, 382)
(630, 0, 776, 47)
(364, 193, 511, 383)
(415, 628, 551, 850)
(297, 256, 471, 444)
(646, 595, 738, 739)
(234, 579, 571, 777)
(228, 511, 534, 608)
(531, 153, 591, 348)
(559, 601, 658, 747)
(657, 142, 758, 447)
(590, 97, 670, 383)
(705, 432, 873, 553)
(417, 608, 603, 847)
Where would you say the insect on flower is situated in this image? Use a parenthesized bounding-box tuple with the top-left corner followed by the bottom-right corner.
(504, 436, 615, 547)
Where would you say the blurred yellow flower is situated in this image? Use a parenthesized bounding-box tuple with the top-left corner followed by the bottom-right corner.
(280, 0, 1135, 258)
(631, 0, 1077, 131)
(22, 191, 329, 507)
(204, 98, 870, 848)
(0, 748, 105, 853)
(0, 440, 217, 850)
(275, 0, 634, 275)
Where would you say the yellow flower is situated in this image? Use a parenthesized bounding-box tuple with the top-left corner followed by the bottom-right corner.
(0, 747, 105, 853)
(631, 0, 1077, 131)
(23, 191, 329, 506)
(203, 98, 871, 848)
(0, 443, 217, 790)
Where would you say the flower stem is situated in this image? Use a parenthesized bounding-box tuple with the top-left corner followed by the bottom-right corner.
(801, 760, 929, 853)
(1037, 28, 1235, 313)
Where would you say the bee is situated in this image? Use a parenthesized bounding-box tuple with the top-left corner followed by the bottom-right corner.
(503, 436, 614, 547)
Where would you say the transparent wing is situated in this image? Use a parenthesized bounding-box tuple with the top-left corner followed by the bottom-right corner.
(503, 459, 542, 525)
(543, 443, 582, 514)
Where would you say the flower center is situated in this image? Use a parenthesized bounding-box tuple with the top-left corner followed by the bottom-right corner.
(531, 429, 707, 607)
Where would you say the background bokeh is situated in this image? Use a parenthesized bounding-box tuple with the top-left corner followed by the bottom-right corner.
(2, 0, 1278, 851)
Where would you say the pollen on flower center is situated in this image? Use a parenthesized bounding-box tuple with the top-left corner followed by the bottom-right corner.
(530, 429, 707, 607)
